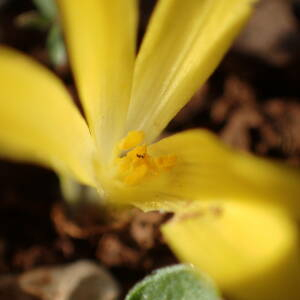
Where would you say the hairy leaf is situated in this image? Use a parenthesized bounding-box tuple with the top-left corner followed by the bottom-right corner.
(125, 264, 221, 300)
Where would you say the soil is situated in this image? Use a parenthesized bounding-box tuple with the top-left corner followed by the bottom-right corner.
(0, 0, 300, 299)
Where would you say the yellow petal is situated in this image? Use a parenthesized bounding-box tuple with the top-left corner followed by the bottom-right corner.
(98, 129, 300, 213)
(144, 129, 300, 216)
(162, 201, 300, 300)
(0, 46, 96, 185)
(58, 0, 138, 159)
(126, 0, 256, 142)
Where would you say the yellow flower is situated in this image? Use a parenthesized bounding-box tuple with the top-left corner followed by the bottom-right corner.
(1, 0, 300, 299)
(1, 0, 299, 212)
(0, 0, 261, 209)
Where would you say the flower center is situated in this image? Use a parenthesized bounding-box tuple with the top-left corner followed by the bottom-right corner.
(115, 131, 177, 185)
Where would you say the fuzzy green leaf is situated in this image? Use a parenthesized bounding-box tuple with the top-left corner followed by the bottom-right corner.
(125, 264, 221, 300)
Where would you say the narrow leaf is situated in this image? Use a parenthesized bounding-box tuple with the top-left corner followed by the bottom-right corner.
(47, 24, 67, 66)
(32, 0, 57, 20)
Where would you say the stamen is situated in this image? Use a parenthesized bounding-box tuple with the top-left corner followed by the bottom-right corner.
(115, 131, 177, 185)
(118, 130, 144, 151)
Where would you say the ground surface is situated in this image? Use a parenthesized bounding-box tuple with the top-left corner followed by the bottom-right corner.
(0, 0, 300, 299)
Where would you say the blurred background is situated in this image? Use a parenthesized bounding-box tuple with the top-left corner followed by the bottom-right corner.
(0, 0, 300, 299)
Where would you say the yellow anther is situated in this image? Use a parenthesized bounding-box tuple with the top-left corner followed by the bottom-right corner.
(126, 145, 147, 160)
(115, 131, 177, 185)
(118, 131, 144, 151)
(123, 164, 149, 185)
(154, 154, 177, 170)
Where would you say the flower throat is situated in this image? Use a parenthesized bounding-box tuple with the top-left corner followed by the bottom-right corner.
(115, 131, 177, 185)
